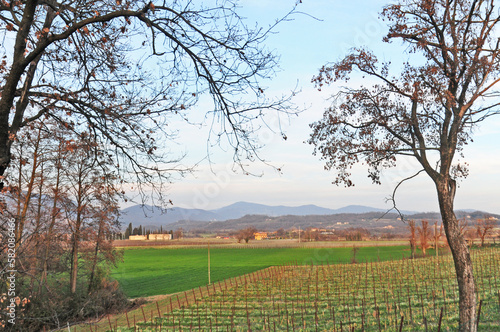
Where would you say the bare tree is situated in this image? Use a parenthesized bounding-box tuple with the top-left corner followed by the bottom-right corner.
(0, 121, 125, 330)
(476, 218, 496, 247)
(464, 227, 476, 246)
(237, 227, 257, 244)
(0, 3, 297, 327)
(86, 196, 121, 294)
(174, 228, 184, 240)
(276, 228, 287, 238)
(417, 220, 432, 256)
(235, 231, 244, 244)
(308, 1, 500, 330)
(408, 220, 417, 259)
(0, 1, 297, 199)
(434, 222, 444, 259)
(39, 128, 66, 287)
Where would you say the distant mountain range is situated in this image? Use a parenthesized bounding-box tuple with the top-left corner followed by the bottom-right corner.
(119, 201, 498, 232)
(119, 201, 500, 232)
(119, 201, 423, 229)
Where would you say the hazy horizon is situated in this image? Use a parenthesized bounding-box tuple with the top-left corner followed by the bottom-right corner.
(124, 1, 500, 215)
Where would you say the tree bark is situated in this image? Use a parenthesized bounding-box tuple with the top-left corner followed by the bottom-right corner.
(0, 0, 38, 189)
(436, 180, 477, 332)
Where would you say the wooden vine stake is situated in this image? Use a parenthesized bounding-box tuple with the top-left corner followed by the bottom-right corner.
(476, 299, 483, 329)
(437, 307, 443, 332)
(107, 315, 113, 332)
(125, 311, 131, 328)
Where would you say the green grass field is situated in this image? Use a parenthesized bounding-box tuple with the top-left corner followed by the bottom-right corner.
(119, 247, 499, 332)
(112, 245, 415, 298)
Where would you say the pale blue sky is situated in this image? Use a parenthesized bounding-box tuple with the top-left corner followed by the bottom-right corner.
(149, 1, 500, 214)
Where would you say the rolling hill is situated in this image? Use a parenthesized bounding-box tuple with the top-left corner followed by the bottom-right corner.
(119, 201, 419, 229)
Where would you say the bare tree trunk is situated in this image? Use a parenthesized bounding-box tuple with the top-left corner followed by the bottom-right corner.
(41, 160, 61, 286)
(15, 126, 42, 248)
(70, 215, 81, 294)
(88, 216, 104, 294)
(31, 161, 44, 290)
(436, 181, 476, 332)
(70, 170, 84, 294)
(408, 220, 416, 259)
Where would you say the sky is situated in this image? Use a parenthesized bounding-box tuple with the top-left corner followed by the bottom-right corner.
(136, 0, 500, 214)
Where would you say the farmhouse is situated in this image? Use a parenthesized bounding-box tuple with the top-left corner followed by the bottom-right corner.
(148, 233, 172, 241)
(129, 235, 147, 241)
(254, 232, 268, 240)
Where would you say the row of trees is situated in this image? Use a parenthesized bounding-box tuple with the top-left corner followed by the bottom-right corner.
(408, 218, 498, 258)
(232, 227, 372, 243)
(473, 219, 497, 247)
(122, 223, 176, 239)
(232, 221, 497, 246)
(408, 220, 442, 258)
(0, 121, 126, 330)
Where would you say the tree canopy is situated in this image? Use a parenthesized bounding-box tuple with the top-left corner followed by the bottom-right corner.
(0, 0, 296, 203)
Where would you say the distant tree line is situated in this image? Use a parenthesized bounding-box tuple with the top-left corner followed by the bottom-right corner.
(229, 226, 374, 243)
(408, 218, 498, 259)
(0, 121, 128, 330)
(123, 223, 176, 239)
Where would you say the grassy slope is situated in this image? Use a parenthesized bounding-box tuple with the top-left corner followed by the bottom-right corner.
(111, 245, 413, 298)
